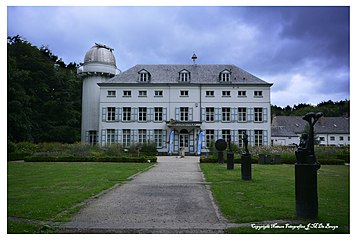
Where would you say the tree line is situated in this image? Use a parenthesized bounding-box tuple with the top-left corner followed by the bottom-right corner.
(271, 100, 350, 118)
(7, 36, 350, 143)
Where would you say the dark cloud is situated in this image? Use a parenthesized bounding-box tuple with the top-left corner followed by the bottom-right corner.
(7, 6, 350, 107)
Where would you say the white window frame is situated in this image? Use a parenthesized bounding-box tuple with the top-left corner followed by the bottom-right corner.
(154, 107, 163, 122)
(138, 129, 147, 144)
(254, 130, 263, 146)
(107, 107, 116, 121)
(206, 129, 215, 148)
(222, 107, 231, 122)
(154, 129, 163, 148)
(138, 90, 147, 97)
(180, 90, 189, 97)
(205, 107, 214, 122)
(254, 108, 263, 122)
(154, 90, 163, 97)
(180, 107, 189, 121)
(222, 91, 231, 97)
(106, 129, 115, 145)
(205, 90, 214, 97)
(107, 90, 116, 97)
(123, 129, 131, 147)
(123, 107, 131, 122)
(254, 91, 263, 97)
(138, 107, 147, 122)
(238, 91, 246, 97)
(238, 107, 247, 122)
(123, 90, 131, 97)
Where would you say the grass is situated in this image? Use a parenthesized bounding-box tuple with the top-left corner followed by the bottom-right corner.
(7, 162, 153, 233)
(200, 163, 349, 234)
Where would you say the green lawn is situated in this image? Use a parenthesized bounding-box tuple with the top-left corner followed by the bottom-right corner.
(7, 162, 153, 233)
(200, 163, 349, 234)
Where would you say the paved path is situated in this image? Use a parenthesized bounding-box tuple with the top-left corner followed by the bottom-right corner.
(61, 156, 229, 233)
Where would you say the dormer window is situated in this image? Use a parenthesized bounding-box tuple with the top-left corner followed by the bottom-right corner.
(220, 70, 231, 82)
(138, 69, 150, 82)
(179, 69, 190, 82)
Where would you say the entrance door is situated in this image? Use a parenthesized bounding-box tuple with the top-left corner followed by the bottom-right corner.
(179, 129, 189, 152)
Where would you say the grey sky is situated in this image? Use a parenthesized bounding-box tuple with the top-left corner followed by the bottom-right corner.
(7, 6, 350, 107)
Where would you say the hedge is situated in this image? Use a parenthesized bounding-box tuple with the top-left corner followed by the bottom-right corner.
(200, 155, 345, 165)
(24, 155, 157, 163)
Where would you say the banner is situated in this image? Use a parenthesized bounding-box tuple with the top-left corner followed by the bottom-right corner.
(197, 131, 203, 155)
(169, 130, 174, 154)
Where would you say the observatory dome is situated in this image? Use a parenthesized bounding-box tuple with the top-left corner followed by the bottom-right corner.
(84, 43, 116, 67)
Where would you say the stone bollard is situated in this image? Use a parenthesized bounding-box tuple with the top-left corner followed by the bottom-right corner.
(227, 152, 234, 170)
(241, 153, 252, 180)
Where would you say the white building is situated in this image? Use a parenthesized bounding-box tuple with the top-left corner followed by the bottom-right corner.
(271, 116, 350, 146)
(79, 43, 273, 155)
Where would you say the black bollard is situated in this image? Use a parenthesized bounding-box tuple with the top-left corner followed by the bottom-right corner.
(295, 163, 318, 219)
(241, 153, 252, 180)
(227, 152, 234, 170)
(218, 151, 224, 164)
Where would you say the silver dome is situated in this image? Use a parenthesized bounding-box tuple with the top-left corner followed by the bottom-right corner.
(84, 43, 116, 67)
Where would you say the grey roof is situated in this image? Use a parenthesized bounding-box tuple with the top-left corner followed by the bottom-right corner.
(272, 116, 350, 135)
(271, 126, 299, 137)
(103, 64, 271, 85)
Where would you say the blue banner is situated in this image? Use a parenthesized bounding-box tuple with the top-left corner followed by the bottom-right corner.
(197, 131, 203, 155)
(169, 130, 174, 154)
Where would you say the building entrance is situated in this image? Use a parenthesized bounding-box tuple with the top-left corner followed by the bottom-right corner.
(179, 129, 189, 153)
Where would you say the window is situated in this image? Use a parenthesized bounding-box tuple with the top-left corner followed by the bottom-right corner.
(330, 136, 335, 141)
(206, 90, 214, 97)
(154, 107, 163, 122)
(179, 70, 190, 82)
(320, 136, 325, 142)
(123, 107, 131, 122)
(206, 129, 215, 148)
(138, 90, 147, 97)
(138, 107, 147, 122)
(88, 130, 97, 145)
(106, 129, 115, 145)
(254, 91, 263, 97)
(107, 90, 116, 97)
(123, 90, 131, 97)
(254, 108, 263, 122)
(254, 130, 263, 146)
(205, 107, 214, 122)
(238, 130, 247, 148)
(154, 90, 163, 97)
(180, 107, 189, 121)
(238, 91, 246, 97)
(220, 70, 231, 82)
(222, 91, 231, 97)
(107, 107, 116, 121)
(340, 136, 344, 141)
(138, 129, 147, 144)
(222, 129, 231, 143)
(180, 90, 189, 96)
(123, 129, 131, 147)
(154, 129, 163, 148)
(238, 108, 247, 122)
(222, 107, 231, 122)
(140, 72, 149, 82)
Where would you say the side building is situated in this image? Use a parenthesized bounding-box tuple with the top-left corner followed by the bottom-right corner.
(271, 116, 350, 146)
(79, 44, 273, 155)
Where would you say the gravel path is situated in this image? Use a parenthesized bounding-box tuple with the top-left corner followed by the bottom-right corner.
(60, 156, 229, 233)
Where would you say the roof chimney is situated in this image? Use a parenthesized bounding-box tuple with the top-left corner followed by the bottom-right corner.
(192, 52, 197, 64)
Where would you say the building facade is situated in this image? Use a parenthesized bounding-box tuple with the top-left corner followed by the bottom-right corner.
(271, 116, 350, 146)
(79, 44, 273, 155)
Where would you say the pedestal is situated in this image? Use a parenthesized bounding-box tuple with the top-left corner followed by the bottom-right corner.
(241, 154, 252, 180)
(295, 164, 318, 219)
(218, 151, 224, 164)
(227, 152, 234, 170)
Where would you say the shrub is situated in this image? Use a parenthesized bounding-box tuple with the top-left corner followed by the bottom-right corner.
(24, 155, 157, 163)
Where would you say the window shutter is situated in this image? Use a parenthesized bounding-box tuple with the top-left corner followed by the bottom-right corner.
(163, 108, 167, 121)
(201, 108, 206, 122)
(115, 108, 120, 122)
(133, 129, 138, 143)
(131, 130, 134, 145)
(163, 130, 167, 148)
(189, 108, 193, 121)
(201, 131, 206, 149)
(248, 108, 253, 122)
(102, 108, 107, 122)
(233, 130, 238, 143)
(115, 129, 119, 143)
(232, 108, 237, 122)
(117, 129, 122, 143)
(249, 130, 254, 146)
(132, 108, 137, 122)
(215, 108, 220, 122)
(101, 129, 106, 145)
(263, 130, 268, 145)
(85, 131, 89, 144)
(148, 129, 153, 142)
(175, 108, 180, 120)
(148, 108, 153, 122)
(263, 108, 268, 122)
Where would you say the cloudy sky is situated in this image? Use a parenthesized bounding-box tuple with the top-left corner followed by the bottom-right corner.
(7, 5, 350, 107)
